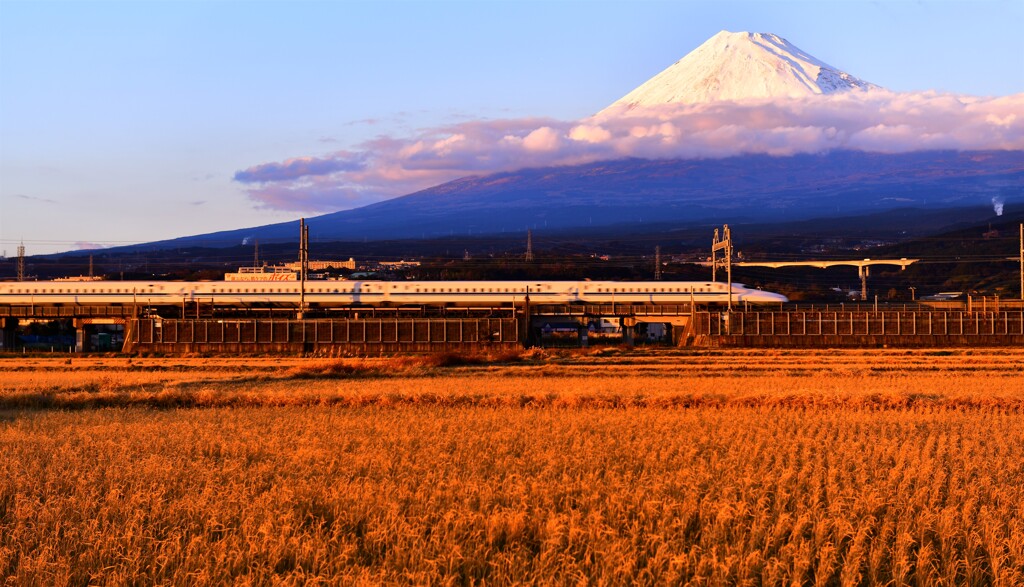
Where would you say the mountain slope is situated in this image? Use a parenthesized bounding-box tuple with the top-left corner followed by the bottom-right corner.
(130, 150, 1021, 250)
(602, 30, 878, 112)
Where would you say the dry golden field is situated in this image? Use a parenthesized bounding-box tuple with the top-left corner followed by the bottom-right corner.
(2, 348, 1024, 585)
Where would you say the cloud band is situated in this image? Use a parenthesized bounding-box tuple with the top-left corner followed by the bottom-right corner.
(235, 90, 1024, 212)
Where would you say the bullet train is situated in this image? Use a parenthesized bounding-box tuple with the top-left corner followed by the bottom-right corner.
(0, 279, 787, 307)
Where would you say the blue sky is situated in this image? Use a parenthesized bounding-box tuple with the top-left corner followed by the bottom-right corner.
(1, 0, 1022, 255)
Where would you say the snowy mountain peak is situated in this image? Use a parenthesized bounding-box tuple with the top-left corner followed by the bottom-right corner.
(602, 30, 880, 113)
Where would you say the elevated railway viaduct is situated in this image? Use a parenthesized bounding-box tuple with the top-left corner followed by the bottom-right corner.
(3, 295, 1024, 354)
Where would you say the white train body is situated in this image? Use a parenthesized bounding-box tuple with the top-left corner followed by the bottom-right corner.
(0, 280, 787, 307)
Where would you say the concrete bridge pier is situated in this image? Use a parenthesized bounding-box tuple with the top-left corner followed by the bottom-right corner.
(74, 319, 90, 353)
(2, 318, 18, 351)
(621, 316, 636, 347)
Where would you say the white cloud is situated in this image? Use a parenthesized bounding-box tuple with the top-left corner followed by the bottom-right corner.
(568, 124, 611, 143)
(521, 126, 561, 151)
(235, 90, 1024, 212)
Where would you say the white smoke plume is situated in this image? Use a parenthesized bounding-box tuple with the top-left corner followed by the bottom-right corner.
(992, 196, 1005, 216)
(234, 90, 1024, 212)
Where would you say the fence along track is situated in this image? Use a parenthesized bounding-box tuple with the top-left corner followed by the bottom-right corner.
(101, 310, 1024, 354)
(130, 317, 519, 354)
(699, 310, 1024, 347)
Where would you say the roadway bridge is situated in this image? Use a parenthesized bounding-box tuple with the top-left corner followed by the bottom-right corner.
(730, 258, 919, 301)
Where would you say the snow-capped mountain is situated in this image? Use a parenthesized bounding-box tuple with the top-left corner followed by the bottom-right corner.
(601, 30, 879, 113)
(111, 32, 1021, 254)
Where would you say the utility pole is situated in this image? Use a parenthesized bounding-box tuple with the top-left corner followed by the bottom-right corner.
(525, 230, 534, 262)
(712, 225, 733, 310)
(654, 246, 662, 280)
(88, 254, 94, 278)
(302, 224, 309, 277)
(299, 219, 309, 317)
(254, 239, 260, 269)
(17, 242, 25, 281)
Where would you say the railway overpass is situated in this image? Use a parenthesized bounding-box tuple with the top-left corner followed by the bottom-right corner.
(6, 287, 1024, 353)
(0, 298, 708, 352)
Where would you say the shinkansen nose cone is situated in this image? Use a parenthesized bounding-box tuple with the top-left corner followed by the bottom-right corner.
(741, 289, 789, 303)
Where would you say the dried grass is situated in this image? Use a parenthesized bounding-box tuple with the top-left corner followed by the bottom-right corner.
(1, 349, 1023, 584)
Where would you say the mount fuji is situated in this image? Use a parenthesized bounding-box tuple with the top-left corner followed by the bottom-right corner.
(602, 30, 878, 112)
(113, 32, 1022, 252)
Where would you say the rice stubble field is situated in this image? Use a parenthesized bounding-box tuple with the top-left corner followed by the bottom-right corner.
(2, 348, 1023, 585)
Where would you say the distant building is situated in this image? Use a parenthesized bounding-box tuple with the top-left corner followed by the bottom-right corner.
(377, 260, 421, 269)
(225, 266, 297, 281)
(226, 258, 355, 280)
(284, 258, 356, 271)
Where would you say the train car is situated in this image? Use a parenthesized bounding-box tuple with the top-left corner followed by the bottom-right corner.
(0, 279, 787, 308)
